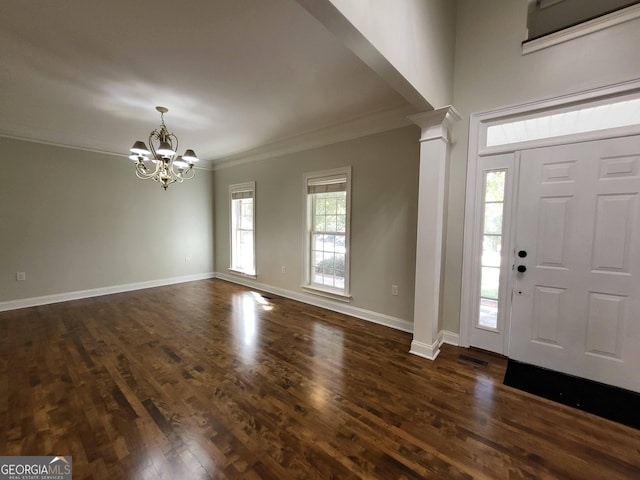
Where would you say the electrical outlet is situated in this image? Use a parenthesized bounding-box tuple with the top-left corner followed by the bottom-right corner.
(281, 266, 286, 274)
(16, 272, 26, 281)
(185, 256, 191, 264)
(391, 285, 399, 296)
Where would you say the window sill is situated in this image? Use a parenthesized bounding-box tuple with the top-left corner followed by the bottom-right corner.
(228, 269, 257, 280)
(301, 285, 352, 303)
(522, 3, 640, 55)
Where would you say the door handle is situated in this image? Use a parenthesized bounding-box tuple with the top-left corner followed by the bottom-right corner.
(517, 265, 527, 273)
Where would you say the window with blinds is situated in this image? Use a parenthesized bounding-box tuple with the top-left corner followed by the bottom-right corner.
(229, 182, 255, 276)
(303, 167, 351, 299)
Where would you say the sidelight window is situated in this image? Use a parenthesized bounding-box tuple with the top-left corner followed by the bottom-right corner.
(478, 170, 506, 330)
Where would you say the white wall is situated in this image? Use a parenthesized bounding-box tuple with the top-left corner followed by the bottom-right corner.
(442, 0, 640, 333)
(0, 138, 215, 303)
(214, 126, 420, 324)
(299, 0, 457, 109)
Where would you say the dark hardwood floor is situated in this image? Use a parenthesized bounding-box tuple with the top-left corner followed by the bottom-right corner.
(1, 279, 639, 479)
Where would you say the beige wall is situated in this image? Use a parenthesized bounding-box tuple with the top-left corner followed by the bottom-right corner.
(317, 0, 457, 108)
(442, 0, 640, 332)
(214, 126, 420, 323)
(0, 137, 215, 303)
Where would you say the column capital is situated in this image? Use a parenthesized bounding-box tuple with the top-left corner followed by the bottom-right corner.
(409, 105, 461, 143)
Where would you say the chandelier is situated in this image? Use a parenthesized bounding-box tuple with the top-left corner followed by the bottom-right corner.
(128, 106, 199, 190)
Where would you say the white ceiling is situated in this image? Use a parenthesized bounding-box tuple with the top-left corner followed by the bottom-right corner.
(0, 0, 413, 168)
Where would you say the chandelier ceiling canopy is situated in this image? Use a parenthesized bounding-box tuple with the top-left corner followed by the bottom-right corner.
(128, 106, 199, 190)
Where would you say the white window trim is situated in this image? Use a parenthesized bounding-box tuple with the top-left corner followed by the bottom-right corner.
(229, 181, 256, 279)
(302, 166, 352, 301)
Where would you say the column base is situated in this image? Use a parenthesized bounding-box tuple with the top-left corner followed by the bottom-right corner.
(409, 332, 444, 361)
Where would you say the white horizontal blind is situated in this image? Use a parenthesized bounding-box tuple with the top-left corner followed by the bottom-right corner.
(231, 190, 253, 200)
(307, 177, 347, 194)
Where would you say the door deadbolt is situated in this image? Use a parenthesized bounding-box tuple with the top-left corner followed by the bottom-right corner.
(518, 250, 527, 258)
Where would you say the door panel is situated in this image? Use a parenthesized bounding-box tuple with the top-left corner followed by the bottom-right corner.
(510, 135, 640, 392)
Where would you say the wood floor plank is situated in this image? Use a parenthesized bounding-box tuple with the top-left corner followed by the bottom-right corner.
(1, 278, 639, 479)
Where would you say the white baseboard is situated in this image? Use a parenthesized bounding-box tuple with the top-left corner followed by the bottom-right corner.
(442, 330, 460, 346)
(0, 272, 216, 312)
(1, 272, 461, 358)
(215, 271, 414, 333)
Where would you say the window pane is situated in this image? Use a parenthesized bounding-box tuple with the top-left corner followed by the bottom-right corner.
(314, 215, 326, 232)
(237, 231, 254, 271)
(312, 234, 323, 251)
(482, 235, 501, 268)
(485, 171, 505, 202)
(480, 266, 500, 300)
(477, 170, 506, 331)
(479, 298, 498, 329)
(322, 254, 335, 272)
(326, 215, 337, 232)
(334, 253, 345, 276)
(325, 235, 336, 252)
(487, 98, 640, 147)
(315, 197, 325, 215)
(239, 199, 253, 230)
(483, 203, 504, 234)
(313, 192, 347, 232)
(326, 197, 337, 214)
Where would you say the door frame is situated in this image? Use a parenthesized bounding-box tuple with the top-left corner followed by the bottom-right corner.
(460, 79, 640, 351)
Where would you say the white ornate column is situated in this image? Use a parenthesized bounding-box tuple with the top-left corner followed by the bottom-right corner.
(409, 106, 461, 360)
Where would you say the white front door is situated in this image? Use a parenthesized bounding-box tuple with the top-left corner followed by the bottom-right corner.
(510, 135, 640, 392)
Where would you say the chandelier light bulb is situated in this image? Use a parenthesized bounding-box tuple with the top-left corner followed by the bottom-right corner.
(182, 149, 199, 163)
(173, 156, 188, 169)
(130, 141, 150, 156)
(156, 141, 176, 156)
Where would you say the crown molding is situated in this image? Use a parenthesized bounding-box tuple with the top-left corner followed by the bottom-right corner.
(1, 104, 418, 172)
(0, 131, 126, 159)
(0, 132, 216, 171)
(213, 104, 417, 170)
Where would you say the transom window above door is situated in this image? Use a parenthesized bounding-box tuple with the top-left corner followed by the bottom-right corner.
(481, 92, 640, 153)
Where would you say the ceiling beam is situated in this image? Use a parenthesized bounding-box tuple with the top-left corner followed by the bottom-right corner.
(296, 0, 434, 111)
